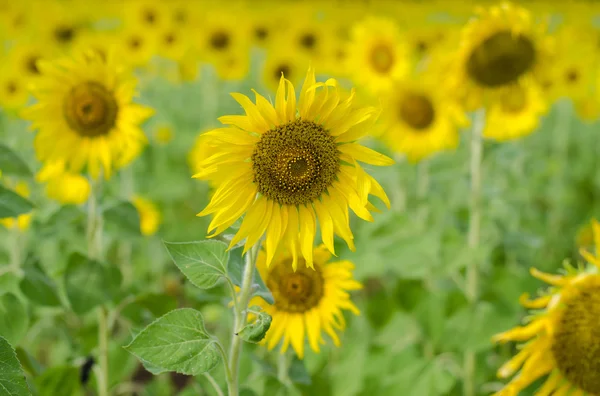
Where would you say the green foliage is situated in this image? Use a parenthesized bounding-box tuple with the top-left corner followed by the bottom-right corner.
(0, 336, 30, 396)
(237, 310, 272, 344)
(0, 293, 28, 346)
(18, 261, 61, 307)
(33, 366, 81, 396)
(124, 308, 221, 375)
(103, 201, 142, 237)
(164, 240, 230, 289)
(0, 145, 32, 178)
(0, 185, 33, 218)
(229, 247, 274, 304)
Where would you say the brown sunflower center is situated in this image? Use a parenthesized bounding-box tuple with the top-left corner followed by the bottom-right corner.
(370, 43, 394, 74)
(142, 9, 157, 25)
(565, 68, 579, 84)
(54, 25, 75, 44)
(210, 31, 230, 50)
(274, 63, 291, 81)
(399, 93, 435, 130)
(5, 81, 18, 95)
(267, 260, 324, 313)
(25, 55, 40, 75)
(255, 27, 268, 41)
(300, 33, 316, 49)
(466, 30, 536, 87)
(63, 82, 118, 138)
(252, 119, 339, 206)
(499, 86, 527, 113)
(551, 279, 600, 394)
(128, 36, 143, 50)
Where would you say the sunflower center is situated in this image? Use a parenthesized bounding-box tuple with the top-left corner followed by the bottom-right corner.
(143, 9, 156, 25)
(551, 279, 600, 394)
(63, 82, 118, 138)
(399, 93, 435, 130)
(210, 31, 230, 50)
(466, 30, 536, 87)
(274, 64, 291, 80)
(25, 55, 40, 75)
(300, 33, 316, 49)
(565, 68, 579, 84)
(370, 43, 394, 74)
(252, 119, 339, 206)
(128, 36, 142, 50)
(255, 27, 268, 41)
(500, 86, 527, 113)
(54, 25, 75, 44)
(5, 81, 17, 95)
(267, 260, 324, 313)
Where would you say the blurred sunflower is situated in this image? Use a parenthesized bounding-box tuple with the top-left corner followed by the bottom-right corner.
(36, 161, 90, 205)
(194, 9, 249, 65)
(453, 2, 553, 110)
(116, 26, 157, 68)
(23, 51, 154, 179)
(493, 219, 600, 395)
(123, 0, 168, 32)
(133, 196, 161, 236)
(483, 80, 547, 141)
(379, 76, 468, 163)
(155, 24, 189, 62)
(194, 67, 393, 269)
(0, 181, 32, 230)
(248, 245, 361, 359)
(7, 41, 54, 82)
(346, 16, 409, 94)
(0, 68, 30, 111)
(261, 46, 309, 93)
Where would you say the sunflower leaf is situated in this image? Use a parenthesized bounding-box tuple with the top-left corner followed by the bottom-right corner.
(64, 253, 115, 315)
(164, 240, 229, 289)
(124, 308, 221, 375)
(0, 293, 28, 346)
(19, 261, 61, 307)
(0, 336, 31, 396)
(103, 201, 141, 238)
(0, 145, 32, 178)
(0, 185, 34, 218)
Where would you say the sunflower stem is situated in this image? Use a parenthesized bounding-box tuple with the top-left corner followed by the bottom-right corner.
(463, 108, 485, 396)
(277, 351, 292, 388)
(227, 242, 261, 396)
(87, 180, 109, 396)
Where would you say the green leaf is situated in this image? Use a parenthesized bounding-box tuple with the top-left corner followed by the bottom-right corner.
(64, 253, 113, 315)
(34, 366, 81, 396)
(0, 293, 28, 345)
(0, 185, 33, 218)
(0, 336, 30, 396)
(14, 348, 41, 377)
(236, 310, 272, 344)
(103, 201, 141, 237)
(39, 206, 84, 237)
(124, 308, 221, 375)
(229, 246, 274, 304)
(19, 261, 61, 307)
(164, 240, 229, 289)
(288, 356, 311, 386)
(0, 145, 32, 177)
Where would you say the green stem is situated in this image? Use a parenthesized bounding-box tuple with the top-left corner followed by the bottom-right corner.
(98, 306, 109, 396)
(464, 109, 485, 396)
(277, 351, 292, 388)
(204, 372, 225, 396)
(227, 242, 261, 396)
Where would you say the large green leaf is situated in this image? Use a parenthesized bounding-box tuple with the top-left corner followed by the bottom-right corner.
(124, 308, 221, 375)
(0, 185, 33, 218)
(0, 293, 28, 346)
(0, 336, 30, 396)
(164, 240, 229, 289)
(34, 366, 81, 396)
(19, 262, 61, 307)
(103, 201, 141, 237)
(0, 145, 32, 177)
(64, 253, 113, 315)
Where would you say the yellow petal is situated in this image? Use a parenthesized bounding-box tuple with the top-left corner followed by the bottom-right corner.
(338, 143, 394, 166)
(298, 205, 316, 269)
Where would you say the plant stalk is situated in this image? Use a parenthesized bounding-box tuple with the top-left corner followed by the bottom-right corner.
(227, 242, 261, 396)
(464, 108, 485, 396)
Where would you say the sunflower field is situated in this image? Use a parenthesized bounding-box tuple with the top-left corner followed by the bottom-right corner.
(1, 1, 600, 395)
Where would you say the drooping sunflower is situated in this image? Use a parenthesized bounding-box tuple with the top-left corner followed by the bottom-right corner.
(194, 67, 393, 269)
(345, 16, 409, 94)
(379, 76, 468, 163)
(483, 80, 548, 141)
(23, 51, 154, 179)
(493, 219, 600, 395)
(453, 2, 553, 110)
(248, 245, 362, 359)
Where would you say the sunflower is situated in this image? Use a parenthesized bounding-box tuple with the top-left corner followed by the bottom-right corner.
(483, 80, 548, 141)
(453, 2, 553, 110)
(116, 26, 158, 68)
(7, 41, 55, 82)
(493, 219, 600, 395)
(261, 45, 310, 93)
(192, 8, 249, 65)
(133, 196, 161, 236)
(248, 245, 362, 359)
(194, 67, 393, 269)
(23, 50, 154, 179)
(123, 0, 168, 32)
(345, 16, 409, 94)
(0, 68, 30, 111)
(379, 75, 468, 163)
(0, 181, 32, 231)
(36, 161, 90, 205)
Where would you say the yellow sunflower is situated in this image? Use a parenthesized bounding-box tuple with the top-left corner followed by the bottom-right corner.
(493, 219, 600, 395)
(23, 51, 154, 179)
(115, 26, 158, 69)
(0, 68, 30, 111)
(379, 76, 468, 163)
(483, 80, 548, 141)
(194, 67, 393, 269)
(248, 245, 362, 359)
(345, 16, 409, 94)
(453, 2, 553, 110)
(261, 45, 310, 93)
(133, 196, 161, 236)
(36, 161, 90, 205)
